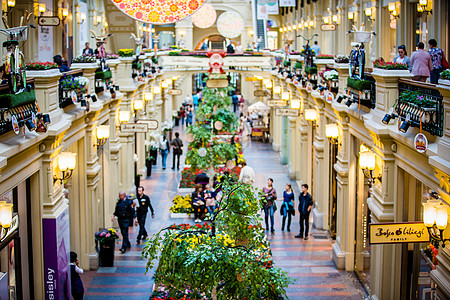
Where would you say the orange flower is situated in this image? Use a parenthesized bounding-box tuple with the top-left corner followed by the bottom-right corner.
(170, 4, 178, 12)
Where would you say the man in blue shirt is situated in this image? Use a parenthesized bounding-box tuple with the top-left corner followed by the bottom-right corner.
(311, 41, 320, 56)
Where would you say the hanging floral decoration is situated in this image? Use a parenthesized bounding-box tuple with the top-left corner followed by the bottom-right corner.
(111, 0, 206, 24)
(192, 3, 216, 28)
(216, 11, 245, 38)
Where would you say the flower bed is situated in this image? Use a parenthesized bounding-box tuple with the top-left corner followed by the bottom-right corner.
(25, 61, 58, 70)
(316, 54, 334, 59)
(440, 69, 450, 80)
(170, 194, 193, 214)
(324, 70, 338, 81)
(373, 61, 408, 70)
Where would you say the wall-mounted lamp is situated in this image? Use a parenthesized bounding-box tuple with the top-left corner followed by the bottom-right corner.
(282, 91, 290, 101)
(323, 16, 330, 24)
(325, 123, 340, 144)
(309, 20, 314, 28)
(133, 99, 144, 111)
(104, 21, 108, 28)
(38, 3, 46, 14)
(388, 2, 399, 19)
(279, 28, 284, 33)
(61, 8, 69, 20)
(399, 114, 411, 133)
(293, 24, 297, 30)
(273, 86, 281, 94)
(94, 15, 102, 25)
(53, 152, 77, 183)
(304, 21, 309, 28)
(7, 0, 16, 8)
(290, 99, 301, 110)
(161, 80, 169, 89)
(76, 11, 86, 24)
(423, 194, 449, 246)
(359, 145, 382, 183)
(144, 92, 153, 101)
(332, 15, 339, 24)
(153, 86, 161, 94)
(417, 0, 432, 14)
(304, 109, 318, 126)
(0, 202, 13, 230)
(298, 22, 303, 30)
(96, 125, 110, 146)
(348, 12, 354, 20)
(119, 110, 131, 123)
(264, 79, 272, 89)
(365, 7, 375, 21)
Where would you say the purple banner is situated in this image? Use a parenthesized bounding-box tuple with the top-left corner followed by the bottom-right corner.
(43, 207, 70, 300)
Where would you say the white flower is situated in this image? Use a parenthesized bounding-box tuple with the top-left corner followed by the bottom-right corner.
(74, 76, 89, 87)
(324, 70, 339, 81)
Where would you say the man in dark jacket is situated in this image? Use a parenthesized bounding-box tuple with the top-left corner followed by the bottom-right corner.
(112, 191, 133, 253)
(295, 184, 313, 240)
(231, 92, 239, 113)
(171, 132, 183, 170)
(135, 186, 154, 244)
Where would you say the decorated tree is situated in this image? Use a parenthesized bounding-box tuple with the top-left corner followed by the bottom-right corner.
(143, 179, 294, 299)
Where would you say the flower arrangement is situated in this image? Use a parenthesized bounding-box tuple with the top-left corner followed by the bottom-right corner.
(440, 69, 450, 80)
(170, 194, 193, 214)
(161, 120, 173, 132)
(95, 228, 119, 244)
(106, 53, 119, 59)
(335, 54, 349, 63)
(423, 243, 438, 266)
(316, 54, 334, 59)
(25, 62, 58, 70)
(168, 50, 180, 56)
(399, 90, 436, 108)
(373, 61, 408, 70)
(60, 75, 88, 91)
(324, 70, 339, 81)
(118, 49, 135, 57)
(72, 55, 97, 63)
(170, 45, 179, 49)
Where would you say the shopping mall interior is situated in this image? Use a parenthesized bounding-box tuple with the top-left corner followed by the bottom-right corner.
(0, 0, 449, 299)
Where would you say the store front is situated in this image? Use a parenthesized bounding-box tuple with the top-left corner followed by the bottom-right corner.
(0, 179, 34, 299)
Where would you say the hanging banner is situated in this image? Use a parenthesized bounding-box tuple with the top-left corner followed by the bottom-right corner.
(369, 222, 430, 244)
(258, 0, 279, 15)
(279, 0, 295, 7)
(43, 207, 70, 300)
(257, 3, 268, 20)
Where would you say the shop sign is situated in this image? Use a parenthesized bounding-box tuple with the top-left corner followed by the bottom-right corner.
(38, 16, 60, 26)
(254, 90, 269, 97)
(206, 79, 229, 88)
(306, 82, 313, 92)
(326, 91, 334, 103)
(137, 119, 158, 130)
(120, 123, 149, 133)
(267, 100, 287, 107)
(369, 222, 430, 244)
(321, 24, 336, 31)
(276, 108, 300, 117)
(168, 89, 182, 96)
(414, 133, 428, 153)
(0, 215, 18, 243)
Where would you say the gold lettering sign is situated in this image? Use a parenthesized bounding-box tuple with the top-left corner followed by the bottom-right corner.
(369, 222, 430, 244)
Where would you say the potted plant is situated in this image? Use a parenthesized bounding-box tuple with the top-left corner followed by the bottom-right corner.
(95, 228, 119, 267)
(324, 70, 339, 93)
(25, 61, 60, 77)
(438, 69, 450, 86)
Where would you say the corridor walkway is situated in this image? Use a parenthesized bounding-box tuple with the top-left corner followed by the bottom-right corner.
(81, 131, 365, 300)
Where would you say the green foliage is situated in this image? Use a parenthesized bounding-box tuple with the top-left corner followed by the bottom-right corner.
(440, 69, 450, 80)
(118, 49, 135, 57)
(347, 77, 372, 91)
(305, 66, 317, 74)
(294, 61, 303, 69)
(212, 142, 238, 166)
(399, 90, 436, 108)
(212, 109, 238, 133)
(283, 60, 291, 67)
(142, 181, 294, 299)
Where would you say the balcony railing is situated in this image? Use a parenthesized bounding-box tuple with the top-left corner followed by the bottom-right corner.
(396, 79, 443, 137)
(59, 70, 84, 109)
(0, 78, 48, 136)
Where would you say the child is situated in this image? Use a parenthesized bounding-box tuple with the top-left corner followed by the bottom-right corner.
(70, 251, 84, 299)
(205, 190, 216, 216)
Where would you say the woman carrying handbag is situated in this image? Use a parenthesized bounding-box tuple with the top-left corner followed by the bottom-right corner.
(280, 183, 295, 232)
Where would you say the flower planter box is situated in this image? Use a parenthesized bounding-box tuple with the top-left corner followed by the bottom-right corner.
(177, 186, 195, 193)
(371, 68, 412, 77)
(170, 213, 193, 219)
(98, 240, 115, 267)
(438, 79, 450, 87)
(347, 77, 372, 91)
(25, 69, 61, 78)
(314, 59, 335, 65)
(70, 62, 99, 70)
(305, 66, 317, 75)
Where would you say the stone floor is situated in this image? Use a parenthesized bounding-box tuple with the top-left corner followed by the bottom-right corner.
(81, 126, 366, 300)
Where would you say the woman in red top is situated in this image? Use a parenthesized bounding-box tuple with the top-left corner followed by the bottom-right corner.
(179, 106, 186, 127)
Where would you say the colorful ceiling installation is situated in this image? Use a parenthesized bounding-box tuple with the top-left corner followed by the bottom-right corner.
(192, 3, 216, 28)
(111, 0, 206, 24)
(216, 11, 245, 39)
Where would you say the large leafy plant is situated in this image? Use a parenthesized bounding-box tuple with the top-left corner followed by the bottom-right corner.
(142, 180, 294, 300)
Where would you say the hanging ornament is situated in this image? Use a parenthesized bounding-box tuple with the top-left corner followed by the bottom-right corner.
(216, 11, 245, 38)
(214, 120, 223, 130)
(198, 147, 207, 157)
(111, 0, 206, 24)
(226, 160, 235, 169)
(206, 168, 215, 178)
(11, 115, 19, 135)
(192, 3, 216, 28)
(186, 133, 195, 142)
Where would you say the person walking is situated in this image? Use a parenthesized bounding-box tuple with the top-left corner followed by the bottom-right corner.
(262, 178, 277, 233)
(428, 39, 447, 84)
(134, 186, 154, 245)
(410, 42, 432, 82)
(311, 41, 320, 56)
(191, 184, 205, 223)
(239, 161, 255, 185)
(295, 184, 313, 240)
(159, 135, 170, 170)
(394, 45, 412, 71)
(70, 252, 84, 300)
(231, 92, 239, 113)
(171, 132, 183, 170)
(112, 191, 133, 253)
(281, 184, 295, 232)
(179, 106, 186, 126)
(186, 107, 193, 126)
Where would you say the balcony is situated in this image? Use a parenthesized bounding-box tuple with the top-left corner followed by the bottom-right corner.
(396, 79, 443, 136)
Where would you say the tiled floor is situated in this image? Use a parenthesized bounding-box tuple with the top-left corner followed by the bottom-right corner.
(82, 126, 366, 300)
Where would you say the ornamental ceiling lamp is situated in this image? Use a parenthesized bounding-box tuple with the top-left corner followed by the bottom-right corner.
(217, 11, 245, 38)
(192, 3, 216, 28)
(111, 0, 206, 24)
(119, 111, 131, 123)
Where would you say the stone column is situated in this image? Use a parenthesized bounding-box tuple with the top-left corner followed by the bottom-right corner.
(70, 63, 99, 94)
(118, 90, 135, 194)
(175, 19, 194, 50)
(334, 63, 350, 95)
(117, 57, 135, 88)
(288, 116, 298, 180)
